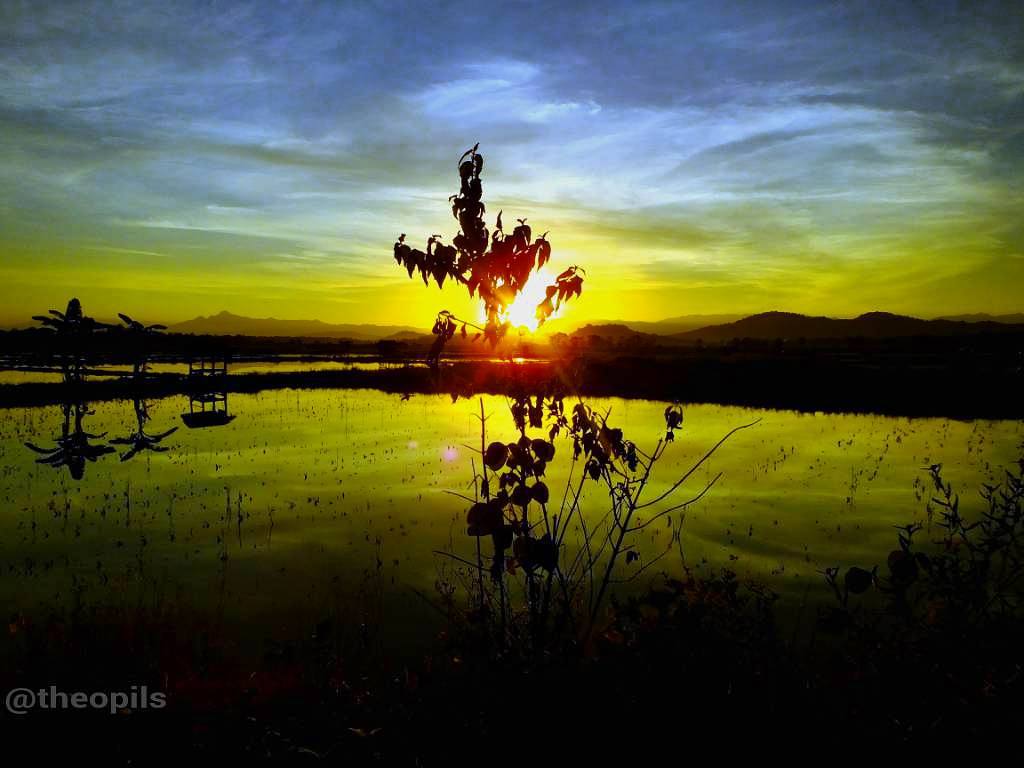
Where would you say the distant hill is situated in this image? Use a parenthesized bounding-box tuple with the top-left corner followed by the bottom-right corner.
(169, 311, 423, 340)
(384, 330, 431, 341)
(622, 314, 744, 335)
(566, 314, 744, 335)
(10, 308, 1022, 341)
(677, 311, 1024, 342)
(569, 323, 657, 341)
(936, 313, 1024, 324)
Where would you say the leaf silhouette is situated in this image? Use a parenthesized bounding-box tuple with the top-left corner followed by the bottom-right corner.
(390, 145, 586, 362)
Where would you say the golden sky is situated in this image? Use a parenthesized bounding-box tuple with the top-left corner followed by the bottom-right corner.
(1, 1, 1022, 328)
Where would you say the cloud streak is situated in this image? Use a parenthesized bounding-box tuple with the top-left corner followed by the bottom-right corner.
(1, 0, 1022, 324)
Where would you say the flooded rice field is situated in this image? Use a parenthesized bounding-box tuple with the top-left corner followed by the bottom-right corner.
(1, 388, 1020, 655)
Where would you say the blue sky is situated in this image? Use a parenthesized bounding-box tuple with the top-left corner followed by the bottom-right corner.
(1, 0, 1022, 325)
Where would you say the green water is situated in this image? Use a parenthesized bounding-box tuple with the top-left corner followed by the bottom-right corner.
(1, 388, 1021, 653)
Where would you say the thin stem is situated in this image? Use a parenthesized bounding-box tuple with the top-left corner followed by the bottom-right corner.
(627, 472, 722, 532)
(637, 419, 760, 510)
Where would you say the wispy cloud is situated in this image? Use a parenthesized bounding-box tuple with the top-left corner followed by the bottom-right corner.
(1, 0, 1022, 324)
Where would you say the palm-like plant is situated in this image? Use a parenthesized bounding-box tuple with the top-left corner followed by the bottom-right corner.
(117, 313, 168, 378)
(31, 298, 111, 381)
(109, 398, 177, 461)
(24, 401, 115, 480)
(31, 298, 108, 334)
(117, 313, 167, 335)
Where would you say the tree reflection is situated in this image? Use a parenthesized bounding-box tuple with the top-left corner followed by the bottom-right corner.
(110, 397, 178, 461)
(24, 399, 115, 480)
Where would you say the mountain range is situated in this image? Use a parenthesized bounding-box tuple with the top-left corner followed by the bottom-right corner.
(935, 313, 1024, 324)
(14, 309, 1012, 342)
(575, 314, 745, 335)
(572, 311, 1024, 343)
(167, 311, 422, 340)
(667, 311, 1024, 342)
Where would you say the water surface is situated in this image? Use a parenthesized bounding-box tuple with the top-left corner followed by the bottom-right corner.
(2, 388, 1020, 653)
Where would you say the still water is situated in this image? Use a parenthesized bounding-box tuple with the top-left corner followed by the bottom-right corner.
(2, 388, 1020, 653)
(0, 356, 547, 384)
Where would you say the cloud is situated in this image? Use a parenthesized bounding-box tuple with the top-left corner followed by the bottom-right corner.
(1, 0, 1022, 323)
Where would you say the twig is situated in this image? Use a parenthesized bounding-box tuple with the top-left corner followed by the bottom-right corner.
(628, 472, 722, 532)
(611, 547, 672, 584)
(637, 418, 760, 510)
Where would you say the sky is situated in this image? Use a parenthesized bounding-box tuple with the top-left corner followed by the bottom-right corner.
(1, 0, 1022, 328)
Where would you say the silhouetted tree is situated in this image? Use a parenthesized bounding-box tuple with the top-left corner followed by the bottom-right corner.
(392, 145, 585, 365)
(117, 312, 167, 378)
(31, 298, 110, 381)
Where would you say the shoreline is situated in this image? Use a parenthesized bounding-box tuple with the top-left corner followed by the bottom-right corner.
(1, 356, 1021, 419)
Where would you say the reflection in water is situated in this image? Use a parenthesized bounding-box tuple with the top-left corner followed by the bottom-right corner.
(20, 345, 118, 478)
(23, 400, 115, 480)
(182, 357, 236, 428)
(181, 392, 236, 428)
(110, 398, 178, 461)
(3, 389, 1021, 657)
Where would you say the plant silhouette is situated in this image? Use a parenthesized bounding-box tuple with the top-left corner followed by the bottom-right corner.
(393, 144, 585, 364)
(117, 312, 168, 379)
(24, 399, 115, 480)
(31, 297, 110, 382)
(824, 459, 1024, 624)
(110, 397, 178, 461)
(436, 394, 760, 655)
(31, 297, 109, 336)
(117, 313, 167, 335)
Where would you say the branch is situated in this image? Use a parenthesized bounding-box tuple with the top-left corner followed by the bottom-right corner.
(443, 490, 477, 504)
(611, 547, 672, 584)
(628, 472, 722, 532)
(637, 418, 760, 510)
(432, 550, 487, 572)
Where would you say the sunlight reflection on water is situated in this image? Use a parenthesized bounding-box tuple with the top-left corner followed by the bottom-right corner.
(1, 387, 1020, 652)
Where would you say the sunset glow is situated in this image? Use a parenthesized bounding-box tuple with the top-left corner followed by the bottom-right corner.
(2, 3, 1023, 756)
(506, 268, 560, 333)
(1, 1, 1021, 328)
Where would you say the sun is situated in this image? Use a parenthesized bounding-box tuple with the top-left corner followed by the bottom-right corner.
(474, 267, 564, 333)
(504, 267, 560, 333)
